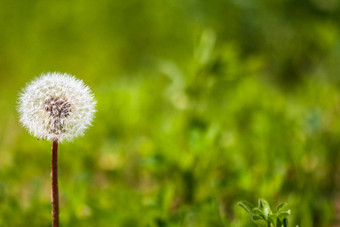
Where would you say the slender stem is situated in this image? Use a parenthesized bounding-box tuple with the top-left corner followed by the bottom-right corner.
(52, 140, 59, 227)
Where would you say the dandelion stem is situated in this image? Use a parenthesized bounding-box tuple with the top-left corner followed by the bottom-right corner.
(52, 140, 59, 227)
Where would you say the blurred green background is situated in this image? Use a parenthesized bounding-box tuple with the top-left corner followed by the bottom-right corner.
(1, 0, 340, 226)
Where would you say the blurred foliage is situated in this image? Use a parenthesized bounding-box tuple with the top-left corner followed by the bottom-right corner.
(1, 0, 340, 226)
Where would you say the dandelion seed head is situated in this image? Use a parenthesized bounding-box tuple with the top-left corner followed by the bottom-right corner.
(18, 72, 96, 142)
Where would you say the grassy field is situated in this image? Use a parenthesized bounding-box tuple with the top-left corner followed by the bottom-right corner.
(1, 0, 340, 226)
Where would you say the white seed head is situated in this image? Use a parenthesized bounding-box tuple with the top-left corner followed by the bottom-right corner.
(18, 72, 96, 142)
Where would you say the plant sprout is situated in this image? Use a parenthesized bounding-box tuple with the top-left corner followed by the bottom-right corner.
(238, 199, 291, 227)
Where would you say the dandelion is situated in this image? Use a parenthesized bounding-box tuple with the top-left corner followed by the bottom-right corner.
(18, 72, 96, 142)
(17, 72, 96, 227)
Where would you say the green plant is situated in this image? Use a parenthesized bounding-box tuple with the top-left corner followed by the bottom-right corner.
(238, 199, 291, 227)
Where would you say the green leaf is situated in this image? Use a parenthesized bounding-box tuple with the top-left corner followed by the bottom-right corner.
(258, 199, 272, 216)
(253, 207, 266, 220)
(276, 203, 288, 213)
(278, 210, 290, 221)
(238, 201, 255, 217)
(252, 214, 263, 221)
